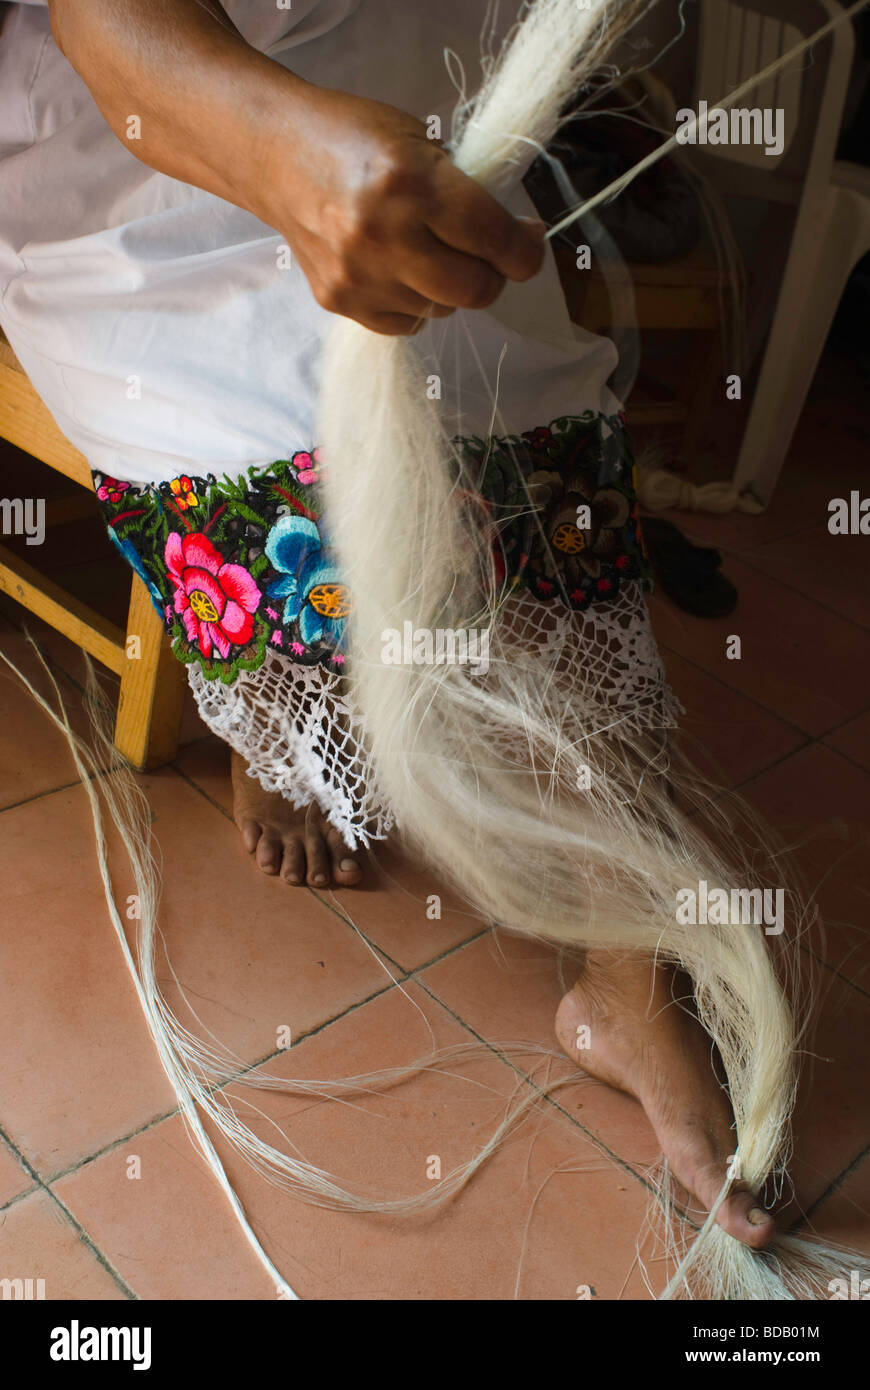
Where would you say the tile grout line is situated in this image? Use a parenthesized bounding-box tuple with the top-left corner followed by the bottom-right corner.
(309, 880, 491, 978)
(660, 642, 812, 746)
(734, 733, 870, 1002)
(818, 700, 870, 742)
(5, 889, 485, 1196)
(173, 750, 496, 979)
(0, 1123, 138, 1300)
(790, 1139, 870, 1234)
(407, 968, 673, 1216)
(0, 777, 88, 815)
(799, 938, 870, 1004)
(170, 759, 236, 824)
(730, 738, 814, 793)
(13, 978, 406, 1193)
(733, 548, 870, 634)
(784, 738, 870, 782)
(12, 929, 560, 1197)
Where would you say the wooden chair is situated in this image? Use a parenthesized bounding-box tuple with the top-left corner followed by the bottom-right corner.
(0, 329, 186, 769)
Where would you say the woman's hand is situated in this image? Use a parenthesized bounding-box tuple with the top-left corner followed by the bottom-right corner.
(48, 0, 545, 335)
(258, 87, 547, 335)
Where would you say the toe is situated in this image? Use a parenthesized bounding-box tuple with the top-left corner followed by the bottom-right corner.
(326, 827, 362, 886)
(721, 1184, 776, 1249)
(236, 816, 262, 855)
(255, 829, 283, 875)
(671, 1135, 776, 1250)
(280, 836, 306, 886)
(304, 824, 331, 887)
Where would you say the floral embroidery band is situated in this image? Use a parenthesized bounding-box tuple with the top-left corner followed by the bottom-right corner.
(92, 412, 651, 686)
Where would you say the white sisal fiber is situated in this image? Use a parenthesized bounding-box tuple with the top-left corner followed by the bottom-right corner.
(318, 0, 868, 1298)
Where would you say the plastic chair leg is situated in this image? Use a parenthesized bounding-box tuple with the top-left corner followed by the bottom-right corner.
(733, 179, 870, 506)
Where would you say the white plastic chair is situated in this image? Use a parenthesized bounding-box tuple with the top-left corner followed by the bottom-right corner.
(694, 0, 869, 507)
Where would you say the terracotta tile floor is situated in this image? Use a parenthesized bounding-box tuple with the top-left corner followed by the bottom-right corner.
(1, 347, 868, 1300)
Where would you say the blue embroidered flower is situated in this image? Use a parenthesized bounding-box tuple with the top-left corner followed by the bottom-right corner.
(108, 527, 165, 616)
(264, 515, 351, 650)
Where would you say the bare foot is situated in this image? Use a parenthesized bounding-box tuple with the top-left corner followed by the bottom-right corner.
(555, 949, 777, 1249)
(231, 749, 363, 888)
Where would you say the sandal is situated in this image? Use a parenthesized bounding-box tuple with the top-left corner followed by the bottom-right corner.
(641, 517, 738, 618)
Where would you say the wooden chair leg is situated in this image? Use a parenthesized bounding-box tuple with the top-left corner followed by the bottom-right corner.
(115, 577, 186, 770)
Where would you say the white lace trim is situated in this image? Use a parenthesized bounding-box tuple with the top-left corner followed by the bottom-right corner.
(187, 581, 679, 852)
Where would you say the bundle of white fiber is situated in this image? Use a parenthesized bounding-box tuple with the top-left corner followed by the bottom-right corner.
(318, 0, 861, 1298)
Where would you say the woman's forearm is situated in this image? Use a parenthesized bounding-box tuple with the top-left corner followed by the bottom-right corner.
(45, 0, 545, 334)
(46, 0, 304, 220)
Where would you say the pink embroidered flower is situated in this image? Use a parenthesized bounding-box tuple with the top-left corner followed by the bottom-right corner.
(293, 447, 324, 486)
(265, 606, 279, 621)
(290, 641, 306, 656)
(165, 531, 260, 660)
(97, 478, 130, 504)
(270, 630, 283, 646)
(331, 653, 346, 665)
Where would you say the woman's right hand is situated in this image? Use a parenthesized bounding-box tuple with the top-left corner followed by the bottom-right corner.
(49, 0, 545, 335)
(257, 83, 547, 335)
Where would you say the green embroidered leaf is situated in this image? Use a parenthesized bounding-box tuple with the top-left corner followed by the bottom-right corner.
(231, 502, 270, 527)
(170, 615, 269, 686)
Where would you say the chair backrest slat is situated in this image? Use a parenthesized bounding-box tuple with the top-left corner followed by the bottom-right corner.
(697, 0, 809, 168)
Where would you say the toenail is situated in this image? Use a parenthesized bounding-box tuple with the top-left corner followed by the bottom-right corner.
(340, 859, 359, 872)
(313, 874, 328, 885)
(747, 1206, 769, 1226)
(287, 873, 301, 884)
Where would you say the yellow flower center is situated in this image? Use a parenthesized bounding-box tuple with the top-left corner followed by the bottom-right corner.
(189, 589, 220, 622)
(552, 523, 586, 555)
(308, 583, 352, 619)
